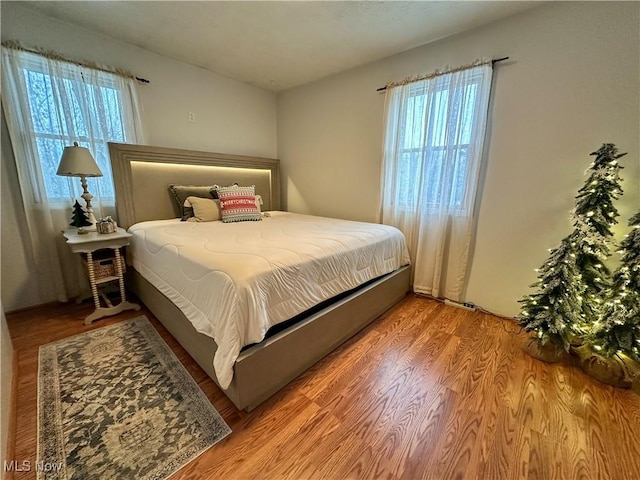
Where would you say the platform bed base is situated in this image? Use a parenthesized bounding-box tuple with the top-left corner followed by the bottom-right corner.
(129, 265, 411, 411)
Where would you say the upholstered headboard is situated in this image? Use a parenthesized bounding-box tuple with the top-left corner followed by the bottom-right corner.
(108, 142, 280, 229)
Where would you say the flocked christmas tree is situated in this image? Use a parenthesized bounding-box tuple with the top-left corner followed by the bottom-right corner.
(588, 211, 640, 359)
(518, 144, 625, 350)
(571, 143, 625, 330)
(70, 200, 92, 228)
(517, 233, 584, 350)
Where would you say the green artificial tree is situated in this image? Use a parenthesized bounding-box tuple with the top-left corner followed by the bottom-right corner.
(518, 233, 584, 352)
(70, 200, 92, 228)
(571, 143, 625, 331)
(588, 211, 640, 359)
(518, 143, 625, 354)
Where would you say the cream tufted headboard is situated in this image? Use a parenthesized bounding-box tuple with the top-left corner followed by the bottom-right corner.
(108, 142, 280, 229)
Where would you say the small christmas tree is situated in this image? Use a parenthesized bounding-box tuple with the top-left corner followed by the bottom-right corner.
(588, 211, 640, 359)
(70, 200, 92, 228)
(571, 143, 625, 330)
(518, 233, 584, 351)
(518, 143, 625, 351)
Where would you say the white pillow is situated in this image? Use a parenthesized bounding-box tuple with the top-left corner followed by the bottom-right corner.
(184, 196, 222, 222)
(184, 195, 263, 222)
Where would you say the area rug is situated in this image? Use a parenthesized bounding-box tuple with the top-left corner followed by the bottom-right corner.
(37, 316, 231, 480)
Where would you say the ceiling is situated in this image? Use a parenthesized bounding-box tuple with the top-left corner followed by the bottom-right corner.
(20, 1, 542, 92)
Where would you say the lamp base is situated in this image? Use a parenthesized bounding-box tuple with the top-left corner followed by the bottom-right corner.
(80, 175, 100, 232)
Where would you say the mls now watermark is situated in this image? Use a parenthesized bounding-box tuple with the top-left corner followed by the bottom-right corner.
(4, 460, 63, 472)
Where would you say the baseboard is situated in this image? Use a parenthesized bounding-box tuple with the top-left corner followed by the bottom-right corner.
(4, 301, 62, 316)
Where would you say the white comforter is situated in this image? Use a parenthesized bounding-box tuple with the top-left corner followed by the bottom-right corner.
(129, 212, 410, 389)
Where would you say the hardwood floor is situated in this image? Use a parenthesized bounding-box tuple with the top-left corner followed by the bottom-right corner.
(6, 294, 640, 479)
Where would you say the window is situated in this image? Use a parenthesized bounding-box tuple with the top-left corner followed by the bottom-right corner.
(380, 63, 493, 298)
(8, 50, 138, 204)
(23, 66, 125, 201)
(393, 73, 483, 214)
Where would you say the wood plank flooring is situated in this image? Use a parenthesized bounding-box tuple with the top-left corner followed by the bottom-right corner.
(6, 294, 640, 479)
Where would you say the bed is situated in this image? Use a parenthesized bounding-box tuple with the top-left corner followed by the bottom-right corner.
(109, 142, 411, 411)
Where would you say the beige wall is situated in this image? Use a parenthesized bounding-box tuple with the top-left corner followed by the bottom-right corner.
(1, 3, 278, 311)
(1, 307, 14, 477)
(2, 2, 639, 317)
(277, 1, 640, 317)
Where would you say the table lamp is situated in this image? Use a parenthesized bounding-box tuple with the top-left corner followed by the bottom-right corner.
(57, 142, 103, 230)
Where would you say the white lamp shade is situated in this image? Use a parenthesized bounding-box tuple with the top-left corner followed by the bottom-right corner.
(56, 142, 103, 177)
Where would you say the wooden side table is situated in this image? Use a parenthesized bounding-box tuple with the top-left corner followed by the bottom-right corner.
(63, 227, 140, 325)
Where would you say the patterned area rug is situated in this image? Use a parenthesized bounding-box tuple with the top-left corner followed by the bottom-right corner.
(38, 316, 231, 480)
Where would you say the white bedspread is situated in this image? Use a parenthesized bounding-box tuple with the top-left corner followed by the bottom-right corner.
(128, 212, 410, 389)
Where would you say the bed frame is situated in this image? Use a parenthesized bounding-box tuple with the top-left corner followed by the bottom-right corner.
(109, 142, 411, 411)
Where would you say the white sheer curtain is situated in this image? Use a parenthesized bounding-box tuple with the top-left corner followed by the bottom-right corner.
(1, 47, 144, 303)
(380, 63, 493, 301)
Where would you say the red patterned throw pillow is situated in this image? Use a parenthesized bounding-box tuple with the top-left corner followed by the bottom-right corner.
(217, 185, 262, 223)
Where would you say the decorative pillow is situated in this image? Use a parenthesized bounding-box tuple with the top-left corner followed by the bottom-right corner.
(217, 185, 262, 223)
(210, 183, 239, 200)
(168, 185, 215, 221)
(184, 196, 222, 222)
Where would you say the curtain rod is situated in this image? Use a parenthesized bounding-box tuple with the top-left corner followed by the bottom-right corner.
(1, 40, 150, 84)
(376, 56, 509, 93)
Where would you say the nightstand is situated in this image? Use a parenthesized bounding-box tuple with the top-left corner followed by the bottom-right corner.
(63, 227, 140, 325)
